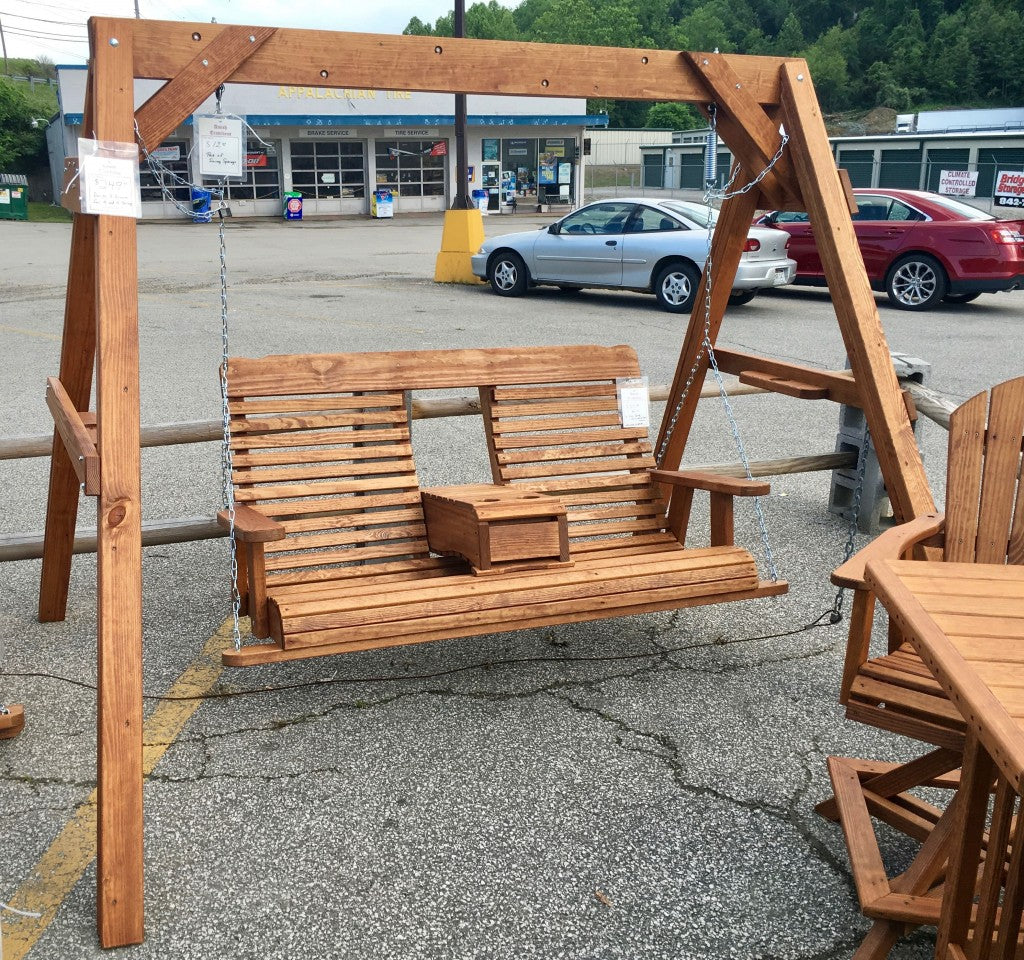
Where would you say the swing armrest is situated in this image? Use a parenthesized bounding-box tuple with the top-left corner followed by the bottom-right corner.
(217, 505, 286, 543)
(652, 470, 771, 547)
(831, 512, 945, 590)
(650, 470, 770, 497)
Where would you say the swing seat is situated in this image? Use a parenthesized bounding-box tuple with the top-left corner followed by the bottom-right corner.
(219, 345, 786, 666)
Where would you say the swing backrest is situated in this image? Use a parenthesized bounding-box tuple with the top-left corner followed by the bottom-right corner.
(944, 376, 1024, 565)
(226, 344, 669, 586)
(481, 379, 672, 549)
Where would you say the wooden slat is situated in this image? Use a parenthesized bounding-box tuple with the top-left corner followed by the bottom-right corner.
(232, 443, 414, 469)
(256, 490, 422, 518)
(492, 427, 649, 449)
(234, 474, 419, 502)
(231, 426, 408, 450)
(264, 539, 431, 571)
(227, 345, 640, 396)
(975, 378, 1024, 563)
(129, 19, 791, 104)
(265, 523, 427, 554)
(230, 410, 409, 433)
(944, 390, 988, 562)
(497, 441, 652, 465)
(492, 383, 618, 401)
(279, 507, 425, 535)
(490, 413, 624, 434)
(229, 393, 404, 414)
(501, 458, 651, 481)
(233, 458, 417, 486)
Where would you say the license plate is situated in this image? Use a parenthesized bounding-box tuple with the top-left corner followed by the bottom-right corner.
(772, 267, 789, 286)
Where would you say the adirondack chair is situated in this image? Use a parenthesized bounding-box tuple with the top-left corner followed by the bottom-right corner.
(822, 375, 1024, 958)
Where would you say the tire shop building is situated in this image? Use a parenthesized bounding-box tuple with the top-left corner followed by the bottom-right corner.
(48, 64, 606, 219)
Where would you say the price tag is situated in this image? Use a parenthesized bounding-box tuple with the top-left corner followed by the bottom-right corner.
(77, 138, 142, 218)
(196, 115, 244, 179)
(616, 377, 650, 428)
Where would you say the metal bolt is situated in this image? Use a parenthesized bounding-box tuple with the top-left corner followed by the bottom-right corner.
(80, 483, 85, 493)
(735, 83, 741, 89)
(202, 59, 209, 67)
(249, 35, 256, 42)
(702, 58, 709, 65)
(109, 37, 119, 47)
(797, 73, 804, 81)
(78, 455, 84, 462)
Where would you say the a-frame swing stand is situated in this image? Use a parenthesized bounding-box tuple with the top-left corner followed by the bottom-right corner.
(33, 19, 934, 947)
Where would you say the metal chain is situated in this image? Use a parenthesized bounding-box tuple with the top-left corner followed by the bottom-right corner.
(829, 425, 871, 623)
(211, 85, 242, 651)
(218, 204, 242, 652)
(657, 103, 787, 582)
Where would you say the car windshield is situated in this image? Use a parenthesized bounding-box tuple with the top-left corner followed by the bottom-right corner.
(918, 194, 996, 221)
(661, 200, 719, 228)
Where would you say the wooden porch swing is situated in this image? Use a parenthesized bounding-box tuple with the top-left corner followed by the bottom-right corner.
(32, 17, 932, 947)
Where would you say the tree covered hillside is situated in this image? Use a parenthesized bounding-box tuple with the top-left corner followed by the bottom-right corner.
(404, 0, 1024, 127)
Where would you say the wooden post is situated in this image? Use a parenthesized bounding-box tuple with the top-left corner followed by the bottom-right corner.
(655, 180, 762, 471)
(38, 76, 98, 623)
(778, 60, 934, 522)
(90, 17, 145, 947)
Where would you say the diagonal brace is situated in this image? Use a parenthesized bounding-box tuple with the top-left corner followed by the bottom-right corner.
(134, 25, 276, 155)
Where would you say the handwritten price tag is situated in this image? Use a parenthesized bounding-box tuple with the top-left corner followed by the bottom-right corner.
(76, 139, 142, 218)
(197, 116, 243, 178)
(616, 377, 650, 428)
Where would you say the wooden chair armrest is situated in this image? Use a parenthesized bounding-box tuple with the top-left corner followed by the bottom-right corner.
(217, 505, 286, 542)
(831, 512, 945, 589)
(651, 469, 770, 497)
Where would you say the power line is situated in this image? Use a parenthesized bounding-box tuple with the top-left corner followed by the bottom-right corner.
(0, 10, 86, 27)
(3, 25, 87, 41)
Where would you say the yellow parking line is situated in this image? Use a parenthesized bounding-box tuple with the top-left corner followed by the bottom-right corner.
(0, 324, 61, 342)
(1, 620, 233, 958)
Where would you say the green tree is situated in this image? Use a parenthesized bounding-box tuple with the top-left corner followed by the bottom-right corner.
(925, 10, 977, 102)
(402, 16, 434, 35)
(864, 60, 915, 111)
(772, 10, 804, 54)
(645, 101, 701, 128)
(465, 1, 520, 39)
(670, 6, 735, 52)
(801, 26, 850, 112)
(0, 79, 45, 172)
(532, 0, 646, 47)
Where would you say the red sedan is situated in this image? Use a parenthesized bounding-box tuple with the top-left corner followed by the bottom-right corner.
(755, 188, 1024, 310)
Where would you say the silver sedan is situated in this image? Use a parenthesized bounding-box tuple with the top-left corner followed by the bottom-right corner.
(471, 197, 796, 312)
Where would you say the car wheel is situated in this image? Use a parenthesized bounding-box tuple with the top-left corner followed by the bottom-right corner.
(885, 254, 947, 310)
(942, 291, 982, 305)
(654, 261, 701, 313)
(488, 251, 529, 297)
(727, 290, 757, 306)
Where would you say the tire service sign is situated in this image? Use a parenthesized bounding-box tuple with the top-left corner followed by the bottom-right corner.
(994, 171, 1024, 208)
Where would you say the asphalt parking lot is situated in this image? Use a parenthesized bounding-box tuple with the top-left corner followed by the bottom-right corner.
(2, 210, 1023, 960)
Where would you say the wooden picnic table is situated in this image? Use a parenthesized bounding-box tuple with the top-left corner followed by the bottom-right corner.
(865, 557, 1024, 959)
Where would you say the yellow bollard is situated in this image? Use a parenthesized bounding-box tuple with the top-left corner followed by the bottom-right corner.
(434, 208, 486, 284)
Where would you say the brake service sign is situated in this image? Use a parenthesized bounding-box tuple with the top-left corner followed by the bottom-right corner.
(938, 170, 979, 197)
(994, 171, 1024, 209)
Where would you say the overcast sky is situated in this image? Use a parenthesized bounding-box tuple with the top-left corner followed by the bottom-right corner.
(2, 1, 512, 64)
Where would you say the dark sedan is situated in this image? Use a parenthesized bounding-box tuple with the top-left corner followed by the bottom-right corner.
(756, 188, 1024, 310)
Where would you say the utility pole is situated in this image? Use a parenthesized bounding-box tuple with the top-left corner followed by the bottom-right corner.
(452, 0, 472, 209)
(1, 17, 9, 75)
(433, 0, 486, 283)
(134, 0, 141, 18)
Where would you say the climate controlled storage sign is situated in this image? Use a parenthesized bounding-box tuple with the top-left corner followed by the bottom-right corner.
(995, 171, 1024, 209)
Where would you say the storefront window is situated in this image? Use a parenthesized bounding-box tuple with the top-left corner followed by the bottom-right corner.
(500, 137, 576, 203)
(225, 140, 281, 201)
(290, 140, 366, 199)
(139, 140, 190, 204)
(375, 140, 448, 197)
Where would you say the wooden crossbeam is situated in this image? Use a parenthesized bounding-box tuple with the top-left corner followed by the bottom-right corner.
(682, 52, 801, 210)
(124, 18, 794, 103)
(134, 25, 276, 156)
